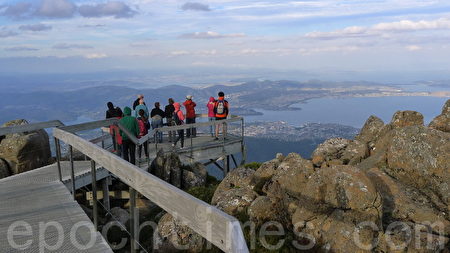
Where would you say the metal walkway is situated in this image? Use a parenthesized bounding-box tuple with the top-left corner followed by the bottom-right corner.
(0, 116, 249, 253)
(0, 162, 112, 252)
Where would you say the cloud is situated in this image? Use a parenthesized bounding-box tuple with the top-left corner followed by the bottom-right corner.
(35, 0, 76, 18)
(306, 18, 450, 40)
(5, 46, 39, 51)
(405, 45, 421, 51)
(179, 31, 245, 39)
(78, 1, 137, 18)
(181, 2, 211, 12)
(373, 18, 450, 32)
(19, 23, 52, 31)
(170, 50, 190, 56)
(78, 24, 106, 28)
(0, 29, 18, 38)
(1, 2, 32, 18)
(53, 43, 94, 49)
(85, 53, 107, 59)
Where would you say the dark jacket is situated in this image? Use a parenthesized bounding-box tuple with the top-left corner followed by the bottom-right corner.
(151, 108, 166, 118)
(119, 107, 139, 141)
(106, 107, 123, 118)
(165, 104, 175, 118)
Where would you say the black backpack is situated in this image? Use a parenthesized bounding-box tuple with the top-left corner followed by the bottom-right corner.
(173, 110, 183, 125)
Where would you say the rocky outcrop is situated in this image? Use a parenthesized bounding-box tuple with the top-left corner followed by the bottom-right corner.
(211, 167, 258, 216)
(0, 119, 51, 175)
(155, 213, 205, 253)
(384, 126, 450, 212)
(390, 110, 424, 128)
(429, 99, 450, 132)
(311, 138, 351, 167)
(207, 100, 450, 253)
(355, 115, 385, 145)
(149, 151, 207, 190)
(311, 137, 368, 167)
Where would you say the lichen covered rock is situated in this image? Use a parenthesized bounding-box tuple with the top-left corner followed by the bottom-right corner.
(0, 119, 51, 174)
(155, 213, 205, 253)
(429, 99, 450, 133)
(390, 110, 424, 128)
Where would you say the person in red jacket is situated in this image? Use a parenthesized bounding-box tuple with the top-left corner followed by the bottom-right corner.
(137, 109, 149, 160)
(214, 91, 229, 140)
(207, 97, 216, 136)
(183, 95, 197, 138)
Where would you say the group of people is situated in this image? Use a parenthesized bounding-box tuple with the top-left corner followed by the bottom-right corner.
(105, 91, 230, 165)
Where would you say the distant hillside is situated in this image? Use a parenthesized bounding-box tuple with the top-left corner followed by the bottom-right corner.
(0, 79, 407, 124)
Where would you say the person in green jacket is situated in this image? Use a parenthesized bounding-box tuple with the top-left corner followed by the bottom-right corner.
(119, 107, 139, 165)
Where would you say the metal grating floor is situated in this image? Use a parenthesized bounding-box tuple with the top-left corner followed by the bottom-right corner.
(0, 162, 113, 252)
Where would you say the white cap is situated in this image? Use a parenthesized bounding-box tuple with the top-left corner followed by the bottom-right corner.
(186, 95, 193, 100)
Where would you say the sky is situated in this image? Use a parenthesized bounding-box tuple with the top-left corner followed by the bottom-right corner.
(1, 0, 450, 80)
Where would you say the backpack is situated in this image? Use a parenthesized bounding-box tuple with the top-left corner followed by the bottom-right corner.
(173, 110, 183, 125)
(215, 100, 227, 116)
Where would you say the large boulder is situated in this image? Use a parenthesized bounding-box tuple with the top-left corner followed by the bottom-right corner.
(311, 138, 351, 167)
(0, 158, 11, 179)
(212, 167, 256, 199)
(303, 165, 381, 212)
(182, 162, 207, 189)
(211, 187, 258, 216)
(154, 213, 205, 253)
(340, 140, 369, 165)
(0, 119, 51, 174)
(263, 153, 314, 199)
(250, 154, 284, 191)
(149, 151, 206, 190)
(247, 196, 285, 226)
(355, 115, 385, 145)
(390, 110, 424, 128)
(366, 168, 450, 236)
(383, 126, 450, 211)
(211, 167, 259, 216)
(429, 99, 450, 133)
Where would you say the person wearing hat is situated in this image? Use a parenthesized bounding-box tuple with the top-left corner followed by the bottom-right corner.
(183, 95, 197, 138)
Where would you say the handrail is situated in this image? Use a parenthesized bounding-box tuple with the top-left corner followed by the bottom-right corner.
(60, 118, 119, 133)
(53, 127, 249, 253)
(118, 116, 243, 145)
(60, 115, 242, 147)
(155, 116, 242, 133)
(0, 120, 64, 136)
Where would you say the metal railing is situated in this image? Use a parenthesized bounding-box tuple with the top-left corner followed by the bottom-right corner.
(0, 120, 64, 136)
(1, 117, 249, 252)
(53, 121, 249, 253)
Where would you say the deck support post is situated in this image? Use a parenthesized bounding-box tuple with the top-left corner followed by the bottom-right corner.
(91, 160, 98, 230)
(231, 154, 238, 169)
(190, 126, 194, 164)
(69, 145, 76, 199)
(240, 118, 246, 166)
(129, 187, 139, 253)
(54, 137, 62, 182)
(102, 177, 111, 213)
(223, 155, 229, 178)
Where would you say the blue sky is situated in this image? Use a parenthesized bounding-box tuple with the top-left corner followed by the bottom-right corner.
(1, 0, 450, 78)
